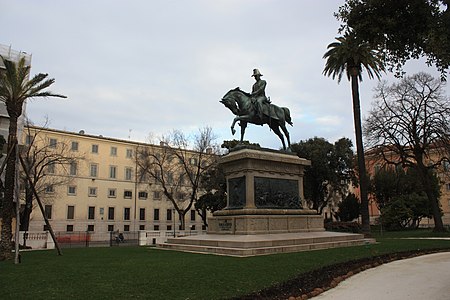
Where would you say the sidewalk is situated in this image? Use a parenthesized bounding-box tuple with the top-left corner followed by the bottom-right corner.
(315, 251, 450, 299)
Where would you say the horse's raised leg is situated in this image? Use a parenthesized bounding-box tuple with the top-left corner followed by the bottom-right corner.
(230, 116, 240, 135)
(270, 124, 286, 150)
(240, 121, 247, 143)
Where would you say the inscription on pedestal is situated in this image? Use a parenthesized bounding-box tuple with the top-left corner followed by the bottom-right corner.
(228, 176, 246, 208)
(218, 219, 232, 231)
(254, 177, 301, 209)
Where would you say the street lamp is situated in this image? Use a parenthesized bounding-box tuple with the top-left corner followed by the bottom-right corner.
(172, 208, 176, 237)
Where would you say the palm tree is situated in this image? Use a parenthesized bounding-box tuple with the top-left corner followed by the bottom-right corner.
(0, 56, 66, 260)
(323, 31, 384, 235)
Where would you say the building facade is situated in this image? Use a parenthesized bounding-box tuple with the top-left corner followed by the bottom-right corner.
(363, 148, 450, 226)
(25, 126, 209, 233)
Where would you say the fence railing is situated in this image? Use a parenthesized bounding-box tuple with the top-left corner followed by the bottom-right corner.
(17, 229, 207, 249)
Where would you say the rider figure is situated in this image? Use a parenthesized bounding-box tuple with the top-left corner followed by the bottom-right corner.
(250, 69, 271, 121)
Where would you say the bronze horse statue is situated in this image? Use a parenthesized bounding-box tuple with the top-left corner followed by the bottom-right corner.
(220, 87, 293, 150)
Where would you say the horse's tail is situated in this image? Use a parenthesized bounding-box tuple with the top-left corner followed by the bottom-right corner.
(283, 107, 293, 126)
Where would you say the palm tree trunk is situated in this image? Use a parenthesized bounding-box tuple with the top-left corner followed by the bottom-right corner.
(0, 116, 18, 260)
(350, 74, 371, 235)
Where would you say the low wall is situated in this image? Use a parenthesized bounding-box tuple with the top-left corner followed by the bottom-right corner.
(19, 231, 49, 249)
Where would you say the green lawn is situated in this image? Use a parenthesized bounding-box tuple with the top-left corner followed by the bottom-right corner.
(1, 230, 450, 300)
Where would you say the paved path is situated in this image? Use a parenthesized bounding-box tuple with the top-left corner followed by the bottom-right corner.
(315, 251, 450, 300)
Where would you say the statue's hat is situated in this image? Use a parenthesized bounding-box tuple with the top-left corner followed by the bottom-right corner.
(251, 69, 263, 77)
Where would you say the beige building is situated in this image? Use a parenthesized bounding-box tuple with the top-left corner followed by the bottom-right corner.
(362, 147, 450, 226)
(25, 126, 209, 234)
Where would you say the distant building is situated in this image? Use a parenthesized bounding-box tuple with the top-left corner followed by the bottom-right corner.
(24, 126, 210, 233)
(357, 147, 450, 226)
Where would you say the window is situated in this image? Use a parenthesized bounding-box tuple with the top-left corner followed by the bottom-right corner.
(88, 187, 97, 197)
(124, 225, 130, 232)
(126, 149, 133, 158)
(49, 138, 57, 148)
(71, 141, 79, 151)
(153, 191, 161, 200)
(88, 206, 95, 220)
(166, 209, 172, 221)
(155, 170, 161, 183)
(124, 190, 132, 199)
(44, 205, 52, 219)
(45, 185, 54, 193)
(167, 225, 172, 230)
(138, 191, 148, 200)
(110, 146, 117, 156)
(139, 208, 145, 221)
(70, 162, 77, 176)
(90, 164, 98, 177)
(154, 225, 160, 230)
(154, 208, 160, 221)
(191, 210, 196, 221)
(66, 225, 74, 232)
(138, 172, 147, 183)
(108, 225, 114, 232)
(139, 225, 145, 230)
(108, 207, 115, 220)
(191, 225, 196, 230)
(125, 167, 133, 181)
(68, 186, 76, 195)
(108, 188, 117, 198)
(25, 135, 33, 145)
(189, 157, 197, 166)
(178, 174, 185, 185)
(87, 225, 95, 232)
(447, 183, 450, 191)
(176, 192, 185, 201)
(67, 206, 74, 220)
(47, 162, 56, 174)
(167, 172, 174, 184)
(109, 166, 117, 179)
(92, 144, 99, 153)
(124, 207, 131, 221)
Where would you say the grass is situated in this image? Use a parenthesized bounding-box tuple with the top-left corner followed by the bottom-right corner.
(1, 230, 450, 300)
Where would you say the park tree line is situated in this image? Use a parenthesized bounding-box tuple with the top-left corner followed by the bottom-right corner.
(323, 0, 450, 233)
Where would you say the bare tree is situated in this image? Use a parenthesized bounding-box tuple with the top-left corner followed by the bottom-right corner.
(364, 72, 450, 231)
(19, 123, 84, 231)
(136, 127, 219, 230)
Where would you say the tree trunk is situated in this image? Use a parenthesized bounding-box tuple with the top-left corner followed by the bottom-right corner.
(179, 212, 186, 231)
(195, 207, 208, 228)
(0, 116, 18, 260)
(19, 188, 33, 231)
(350, 74, 371, 235)
(419, 166, 445, 231)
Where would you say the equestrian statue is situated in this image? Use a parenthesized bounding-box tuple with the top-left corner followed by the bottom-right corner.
(220, 69, 293, 150)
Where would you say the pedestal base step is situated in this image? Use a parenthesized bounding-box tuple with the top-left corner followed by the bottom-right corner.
(156, 231, 374, 257)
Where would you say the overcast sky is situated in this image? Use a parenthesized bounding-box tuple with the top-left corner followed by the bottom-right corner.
(2, 0, 448, 150)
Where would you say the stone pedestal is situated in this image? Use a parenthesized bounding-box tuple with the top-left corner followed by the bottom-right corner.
(208, 148, 324, 234)
(159, 148, 371, 257)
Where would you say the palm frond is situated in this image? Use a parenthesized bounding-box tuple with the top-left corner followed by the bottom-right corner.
(323, 31, 385, 83)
